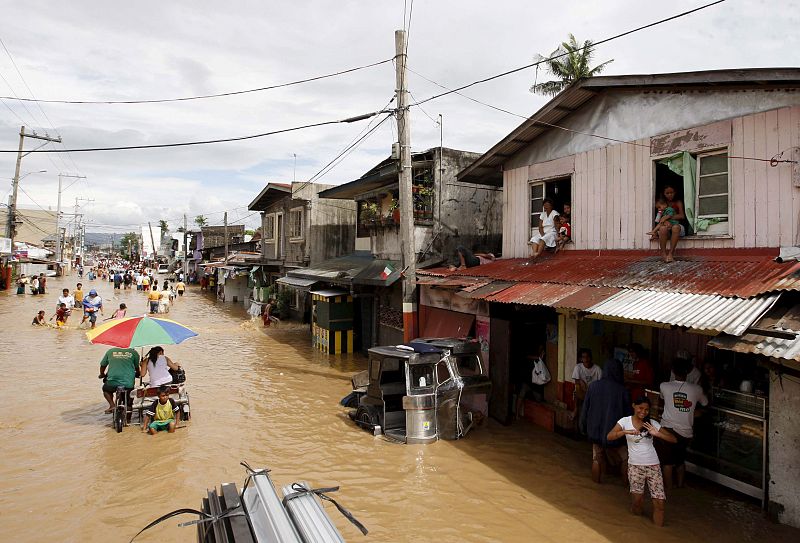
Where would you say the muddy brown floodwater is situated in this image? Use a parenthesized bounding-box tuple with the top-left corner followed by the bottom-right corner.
(1, 274, 799, 542)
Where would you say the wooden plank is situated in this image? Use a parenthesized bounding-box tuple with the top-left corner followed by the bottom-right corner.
(742, 114, 757, 247)
(221, 483, 256, 543)
(620, 143, 631, 248)
(502, 170, 510, 257)
(765, 109, 781, 247)
(577, 151, 588, 250)
(753, 112, 768, 247)
(528, 155, 575, 180)
(608, 144, 619, 249)
(777, 108, 794, 246)
(635, 139, 648, 250)
(731, 117, 745, 247)
(517, 167, 527, 257)
(599, 148, 608, 249)
(791, 106, 800, 245)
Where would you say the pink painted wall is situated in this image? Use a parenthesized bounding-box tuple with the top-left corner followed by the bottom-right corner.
(502, 106, 800, 256)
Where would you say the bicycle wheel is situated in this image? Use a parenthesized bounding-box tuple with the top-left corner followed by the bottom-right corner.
(114, 406, 124, 433)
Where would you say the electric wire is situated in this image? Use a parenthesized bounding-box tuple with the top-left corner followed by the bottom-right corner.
(410, 0, 728, 107)
(0, 110, 390, 153)
(0, 58, 394, 105)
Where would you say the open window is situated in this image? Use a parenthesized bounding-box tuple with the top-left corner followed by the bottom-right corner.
(529, 177, 572, 233)
(654, 150, 730, 237)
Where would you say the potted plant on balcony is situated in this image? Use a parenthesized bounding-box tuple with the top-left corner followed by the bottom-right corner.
(359, 202, 379, 227)
(389, 198, 400, 223)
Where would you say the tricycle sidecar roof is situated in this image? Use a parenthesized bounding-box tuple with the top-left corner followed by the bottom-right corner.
(410, 337, 480, 355)
(367, 344, 443, 365)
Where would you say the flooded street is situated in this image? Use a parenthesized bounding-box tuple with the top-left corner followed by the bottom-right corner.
(1, 274, 798, 542)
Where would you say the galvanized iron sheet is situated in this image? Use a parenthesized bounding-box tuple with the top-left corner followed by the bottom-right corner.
(417, 251, 800, 298)
(708, 333, 800, 362)
(484, 282, 585, 306)
(587, 290, 781, 335)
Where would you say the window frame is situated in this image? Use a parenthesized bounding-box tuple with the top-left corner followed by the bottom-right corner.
(529, 181, 545, 232)
(651, 147, 732, 239)
(263, 213, 276, 241)
(288, 207, 304, 241)
(694, 150, 731, 236)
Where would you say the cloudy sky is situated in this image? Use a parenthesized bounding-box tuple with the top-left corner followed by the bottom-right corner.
(1, 0, 797, 234)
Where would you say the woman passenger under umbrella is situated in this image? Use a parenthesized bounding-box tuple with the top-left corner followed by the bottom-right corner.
(140, 346, 181, 387)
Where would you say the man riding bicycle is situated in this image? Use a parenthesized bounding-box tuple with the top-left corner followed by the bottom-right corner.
(99, 347, 140, 414)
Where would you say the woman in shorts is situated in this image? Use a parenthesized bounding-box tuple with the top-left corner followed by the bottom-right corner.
(607, 396, 676, 526)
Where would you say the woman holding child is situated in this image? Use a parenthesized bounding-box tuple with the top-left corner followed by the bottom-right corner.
(528, 198, 559, 262)
(654, 186, 685, 263)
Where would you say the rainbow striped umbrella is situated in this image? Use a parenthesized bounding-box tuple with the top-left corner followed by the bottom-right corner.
(85, 316, 198, 348)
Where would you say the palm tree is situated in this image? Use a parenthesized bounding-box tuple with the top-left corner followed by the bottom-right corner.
(194, 215, 207, 227)
(158, 219, 169, 233)
(530, 34, 613, 97)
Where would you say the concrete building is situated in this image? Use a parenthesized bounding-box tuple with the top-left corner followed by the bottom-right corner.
(418, 69, 800, 526)
(245, 181, 357, 316)
(297, 147, 502, 349)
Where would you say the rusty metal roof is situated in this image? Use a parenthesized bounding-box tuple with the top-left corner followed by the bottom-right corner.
(417, 250, 800, 298)
(587, 290, 781, 335)
(708, 299, 800, 361)
(483, 282, 585, 306)
(556, 286, 623, 310)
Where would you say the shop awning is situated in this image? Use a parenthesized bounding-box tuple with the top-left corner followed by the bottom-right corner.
(352, 259, 401, 287)
(708, 300, 800, 361)
(276, 276, 320, 289)
(586, 290, 781, 336)
(288, 252, 377, 286)
(420, 306, 475, 338)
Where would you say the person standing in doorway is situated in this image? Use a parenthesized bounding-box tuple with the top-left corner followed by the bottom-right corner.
(608, 397, 676, 526)
(657, 358, 708, 490)
(571, 348, 602, 430)
(626, 343, 654, 402)
(581, 358, 631, 484)
(515, 344, 547, 419)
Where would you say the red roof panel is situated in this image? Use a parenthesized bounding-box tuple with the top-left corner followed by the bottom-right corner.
(418, 249, 800, 298)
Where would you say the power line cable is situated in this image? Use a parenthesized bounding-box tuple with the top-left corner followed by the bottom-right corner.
(0, 109, 391, 153)
(410, 0, 728, 107)
(0, 58, 394, 105)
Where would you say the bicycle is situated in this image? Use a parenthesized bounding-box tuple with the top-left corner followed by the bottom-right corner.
(112, 385, 134, 433)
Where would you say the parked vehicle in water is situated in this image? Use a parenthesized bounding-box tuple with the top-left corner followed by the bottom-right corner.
(343, 338, 491, 443)
(157, 263, 169, 274)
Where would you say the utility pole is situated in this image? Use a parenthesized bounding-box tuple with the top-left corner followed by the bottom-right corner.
(56, 173, 86, 267)
(147, 221, 157, 264)
(183, 214, 188, 279)
(223, 211, 229, 263)
(395, 30, 417, 341)
(72, 197, 93, 265)
(6, 126, 61, 256)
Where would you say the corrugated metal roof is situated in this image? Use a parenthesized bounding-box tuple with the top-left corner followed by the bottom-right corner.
(456, 281, 515, 299)
(417, 250, 800, 298)
(555, 286, 623, 310)
(484, 282, 585, 306)
(708, 333, 800, 362)
(587, 290, 781, 335)
(708, 299, 800, 361)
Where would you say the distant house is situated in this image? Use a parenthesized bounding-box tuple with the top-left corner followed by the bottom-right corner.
(292, 146, 503, 350)
(245, 182, 357, 316)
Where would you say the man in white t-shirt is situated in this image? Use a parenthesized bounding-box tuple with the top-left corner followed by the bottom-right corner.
(570, 348, 602, 431)
(57, 288, 75, 315)
(656, 358, 708, 490)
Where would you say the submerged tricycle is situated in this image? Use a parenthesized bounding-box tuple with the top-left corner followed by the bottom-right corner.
(343, 338, 491, 443)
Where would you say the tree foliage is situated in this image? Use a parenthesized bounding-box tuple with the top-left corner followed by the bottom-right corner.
(158, 220, 169, 233)
(194, 215, 208, 227)
(530, 34, 613, 97)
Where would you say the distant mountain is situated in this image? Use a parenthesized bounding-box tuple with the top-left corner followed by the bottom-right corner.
(85, 232, 123, 247)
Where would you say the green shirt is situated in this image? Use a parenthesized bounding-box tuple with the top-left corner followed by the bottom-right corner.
(100, 348, 140, 388)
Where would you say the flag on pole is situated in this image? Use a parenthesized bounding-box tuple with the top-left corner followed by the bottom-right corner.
(380, 262, 395, 280)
